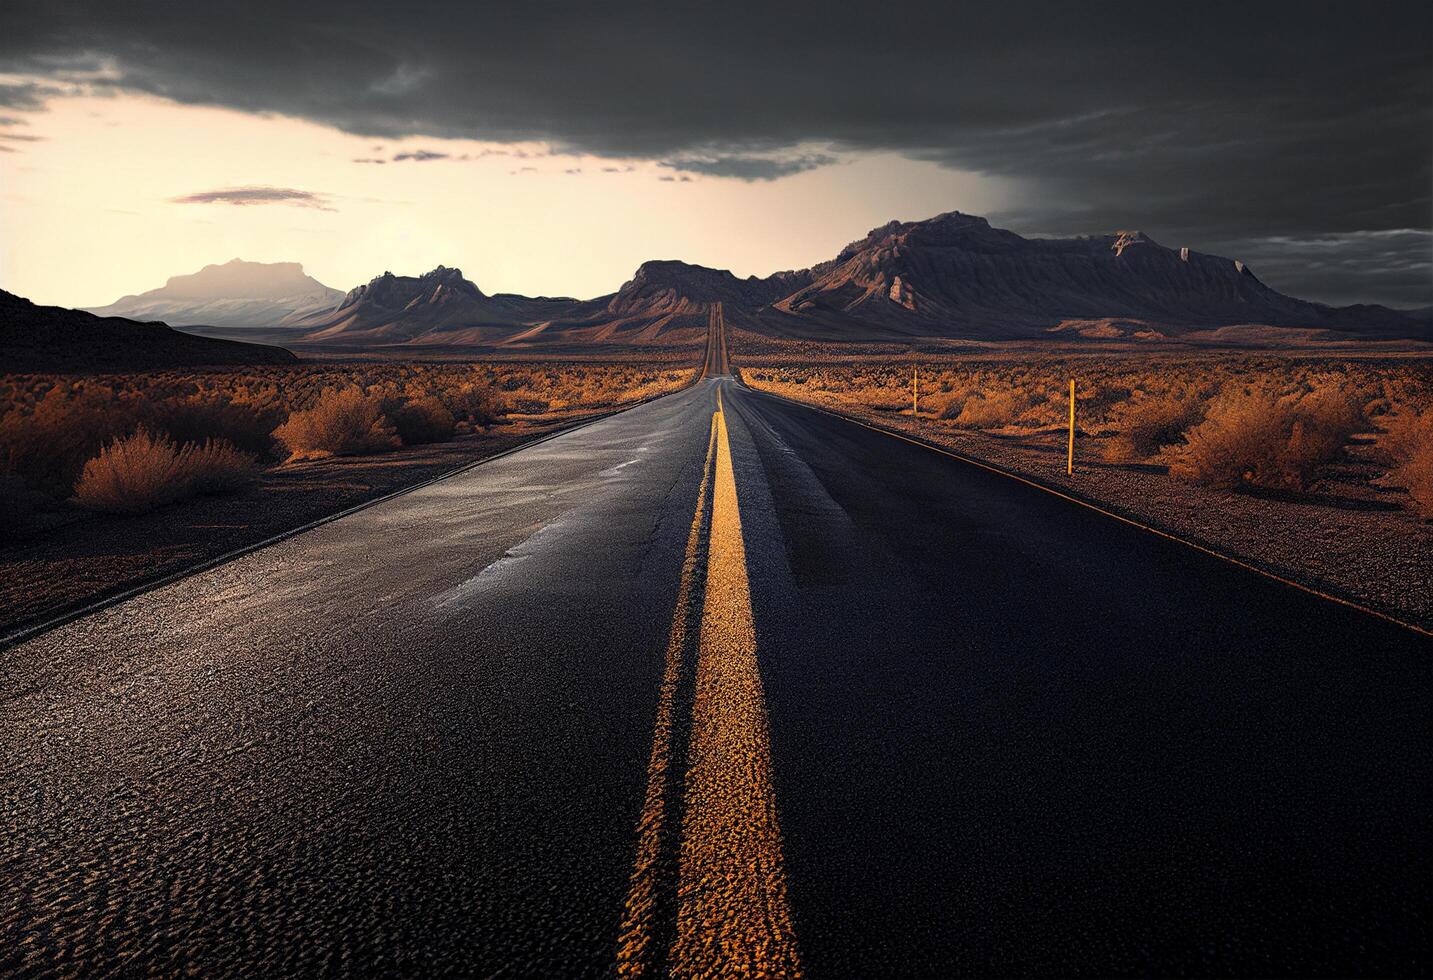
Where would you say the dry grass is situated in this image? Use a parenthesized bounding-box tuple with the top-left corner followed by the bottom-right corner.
(73, 429, 257, 514)
(1377, 410, 1433, 518)
(391, 395, 457, 446)
(1165, 386, 1365, 491)
(1103, 393, 1205, 462)
(1, 361, 695, 521)
(742, 354, 1432, 511)
(953, 389, 1033, 428)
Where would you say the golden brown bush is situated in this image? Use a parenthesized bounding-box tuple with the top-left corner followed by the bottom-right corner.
(1166, 388, 1356, 491)
(145, 394, 283, 459)
(954, 389, 1030, 428)
(392, 396, 457, 445)
(1, 362, 693, 512)
(1288, 386, 1367, 462)
(273, 387, 400, 460)
(741, 357, 1426, 501)
(1377, 410, 1433, 517)
(441, 383, 503, 424)
(0, 387, 144, 497)
(1103, 393, 1205, 461)
(73, 429, 257, 514)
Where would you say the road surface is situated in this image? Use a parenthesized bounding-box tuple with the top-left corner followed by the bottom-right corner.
(2, 310, 1428, 977)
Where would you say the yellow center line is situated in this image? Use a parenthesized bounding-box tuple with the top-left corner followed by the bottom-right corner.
(617, 412, 720, 978)
(618, 392, 802, 979)
(671, 403, 802, 978)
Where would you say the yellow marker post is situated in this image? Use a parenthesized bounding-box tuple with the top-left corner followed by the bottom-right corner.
(1067, 378, 1076, 476)
(912, 367, 919, 417)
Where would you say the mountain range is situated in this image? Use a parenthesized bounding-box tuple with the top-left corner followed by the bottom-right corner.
(70, 211, 1433, 351)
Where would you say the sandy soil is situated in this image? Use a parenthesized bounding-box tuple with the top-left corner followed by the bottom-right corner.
(741, 375, 1433, 632)
(0, 418, 585, 639)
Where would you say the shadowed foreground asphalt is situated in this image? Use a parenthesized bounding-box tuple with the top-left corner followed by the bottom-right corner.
(1, 375, 1428, 977)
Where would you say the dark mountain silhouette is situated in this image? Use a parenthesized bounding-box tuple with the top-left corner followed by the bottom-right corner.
(140, 211, 1428, 351)
(2, 289, 297, 371)
(759, 212, 1423, 340)
(86, 259, 343, 329)
(505, 261, 815, 345)
(281, 266, 603, 346)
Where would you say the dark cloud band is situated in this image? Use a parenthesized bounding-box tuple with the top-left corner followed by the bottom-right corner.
(2, 0, 1428, 304)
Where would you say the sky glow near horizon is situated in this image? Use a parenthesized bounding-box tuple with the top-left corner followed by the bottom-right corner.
(0, 92, 1017, 307)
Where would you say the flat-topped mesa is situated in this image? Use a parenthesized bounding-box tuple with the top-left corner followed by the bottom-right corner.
(835, 211, 1024, 264)
(83, 258, 344, 329)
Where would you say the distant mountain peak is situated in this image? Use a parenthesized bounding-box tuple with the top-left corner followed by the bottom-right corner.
(351, 266, 484, 309)
(85, 259, 343, 329)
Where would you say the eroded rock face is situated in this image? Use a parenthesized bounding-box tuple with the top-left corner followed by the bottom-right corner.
(341, 266, 484, 310)
(766, 210, 1402, 338)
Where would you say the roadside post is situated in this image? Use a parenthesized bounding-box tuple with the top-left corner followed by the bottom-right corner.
(1067, 378, 1076, 475)
(913, 367, 919, 417)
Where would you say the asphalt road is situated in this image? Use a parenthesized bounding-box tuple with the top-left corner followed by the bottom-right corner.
(2, 333, 1429, 975)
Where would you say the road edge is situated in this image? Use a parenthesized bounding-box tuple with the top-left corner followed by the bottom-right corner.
(735, 378, 1432, 639)
(1, 382, 697, 650)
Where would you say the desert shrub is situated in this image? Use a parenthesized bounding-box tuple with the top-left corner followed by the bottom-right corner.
(868, 397, 909, 413)
(147, 394, 283, 459)
(1376, 410, 1433, 517)
(272, 387, 399, 460)
(921, 387, 971, 419)
(1288, 386, 1366, 461)
(1375, 409, 1433, 465)
(1104, 393, 1205, 461)
(1166, 388, 1355, 491)
(441, 383, 503, 424)
(0, 387, 145, 498)
(73, 429, 257, 514)
(1382, 449, 1433, 518)
(392, 396, 456, 445)
(954, 389, 1030, 428)
(183, 440, 260, 495)
(505, 397, 551, 414)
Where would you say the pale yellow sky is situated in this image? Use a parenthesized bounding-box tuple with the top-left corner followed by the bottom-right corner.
(0, 91, 1017, 308)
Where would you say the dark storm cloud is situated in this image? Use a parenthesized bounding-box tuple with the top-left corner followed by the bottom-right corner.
(170, 186, 335, 210)
(0, 80, 50, 110)
(2, 0, 1429, 304)
(659, 153, 837, 182)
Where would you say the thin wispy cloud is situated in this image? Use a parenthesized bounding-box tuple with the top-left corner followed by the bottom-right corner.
(168, 186, 336, 211)
(392, 149, 449, 162)
(658, 153, 836, 182)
